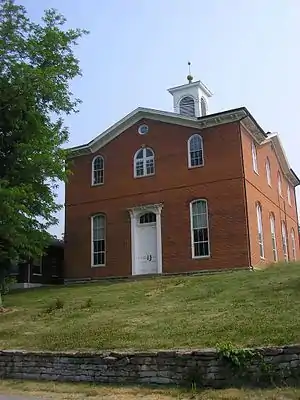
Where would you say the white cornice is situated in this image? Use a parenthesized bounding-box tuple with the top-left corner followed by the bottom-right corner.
(68, 107, 250, 158)
(167, 80, 213, 97)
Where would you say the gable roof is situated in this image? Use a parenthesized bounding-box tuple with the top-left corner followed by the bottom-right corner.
(68, 106, 299, 187)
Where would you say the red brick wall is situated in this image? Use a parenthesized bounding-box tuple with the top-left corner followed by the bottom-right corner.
(65, 120, 250, 279)
(240, 126, 300, 266)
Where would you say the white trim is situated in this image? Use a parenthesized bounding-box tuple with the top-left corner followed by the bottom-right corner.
(256, 203, 265, 259)
(266, 157, 271, 186)
(128, 203, 163, 275)
(190, 199, 211, 259)
(187, 134, 204, 169)
(287, 185, 291, 206)
(133, 147, 155, 178)
(270, 213, 278, 262)
(291, 228, 296, 261)
(252, 141, 259, 174)
(91, 155, 104, 186)
(278, 172, 283, 197)
(68, 107, 249, 157)
(167, 80, 213, 97)
(281, 221, 289, 262)
(91, 214, 106, 267)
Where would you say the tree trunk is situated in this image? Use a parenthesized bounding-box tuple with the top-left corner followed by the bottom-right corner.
(0, 292, 3, 310)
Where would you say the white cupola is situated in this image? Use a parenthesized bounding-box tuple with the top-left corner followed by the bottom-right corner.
(167, 63, 212, 118)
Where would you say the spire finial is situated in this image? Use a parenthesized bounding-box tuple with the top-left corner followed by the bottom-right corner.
(187, 61, 193, 84)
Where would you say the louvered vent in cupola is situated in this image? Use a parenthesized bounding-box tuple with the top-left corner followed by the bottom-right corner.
(179, 96, 195, 117)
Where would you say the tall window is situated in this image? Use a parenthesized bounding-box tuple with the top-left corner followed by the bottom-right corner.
(278, 172, 282, 197)
(252, 141, 258, 174)
(134, 147, 155, 178)
(270, 213, 278, 262)
(92, 156, 104, 185)
(188, 134, 204, 168)
(92, 215, 106, 266)
(32, 257, 42, 275)
(256, 203, 264, 258)
(291, 228, 296, 261)
(287, 185, 291, 206)
(281, 221, 288, 262)
(179, 96, 195, 117)
(190, 200, 210, 258)
(266, 158, 271, 186)
(200, 97, 207, 116)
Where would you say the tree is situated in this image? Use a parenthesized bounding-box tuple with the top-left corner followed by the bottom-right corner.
(0, 0, 88, 307)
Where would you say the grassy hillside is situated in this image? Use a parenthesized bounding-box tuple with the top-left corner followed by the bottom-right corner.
(1, 263, 300, 351)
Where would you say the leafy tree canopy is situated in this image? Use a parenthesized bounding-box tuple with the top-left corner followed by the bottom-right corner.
(0, 0, 87, 281)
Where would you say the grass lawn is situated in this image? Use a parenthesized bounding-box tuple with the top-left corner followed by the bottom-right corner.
(1, 380, 300, 399)
(0, 263, 300, 351)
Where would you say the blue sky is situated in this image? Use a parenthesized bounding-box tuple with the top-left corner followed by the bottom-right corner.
(23, 0, 300, 237)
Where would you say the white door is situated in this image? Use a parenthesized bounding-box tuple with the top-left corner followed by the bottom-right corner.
(136, 214, 158, 275)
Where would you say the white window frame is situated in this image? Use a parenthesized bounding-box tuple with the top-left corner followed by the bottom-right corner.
(134, 147, 155, 178)
(281, 221, 289, 262)
(252, 141, 258, 174)
(256, 203, 265, 259)
(278, 172, 283, 197)
(190, 199, 210, 259)
(91, 214, 106, 267)
(188, 134, 204, 168)
(266, 158, 271, 186)
(270, 213, 278, 262)
(92, 155, 104, 186)
(287, 185, 291, 206)
(291, 228, 296, 261)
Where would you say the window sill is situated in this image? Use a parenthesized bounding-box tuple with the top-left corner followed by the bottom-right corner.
(91, 264, 106, 268)
(134, 173, 155, 179)
(188, 164, 204, 169)
(254, 170, 259, 175)
(91, 183, 104, 187)
(192, 255, 211, 260)
(33, 273, 42, 276)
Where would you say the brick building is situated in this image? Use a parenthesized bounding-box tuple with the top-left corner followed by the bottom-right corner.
(64, 76, 299, 280)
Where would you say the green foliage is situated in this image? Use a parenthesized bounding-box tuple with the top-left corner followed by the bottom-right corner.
(0, 275, 16, 295)
(81, 298, 93, 309)
(217, 342, 255, 370)
(0, 0, 88, 279)
(44, 298, 65, 314)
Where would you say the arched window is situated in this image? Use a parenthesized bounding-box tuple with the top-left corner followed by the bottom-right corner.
(281, 221, 288, 262)
(287, 185, 291, 206)
(134, 147, 155, 178)
(190, 199, 210, 258)
(200, 97, 207, 116)
(265, 158, 271, 186)
(278, 172, 282, 197)
(252, 141, 258, 174)
(91, 214, 106, 266)
(270, 213, 277, 262)
(291, 228, 296, 261)
(256, 203, 264, 258)
(179, 96, 195, 117)
(92, 155, 104, 185)
(139, 212, 156, 224)
(188, 134, 204, 168)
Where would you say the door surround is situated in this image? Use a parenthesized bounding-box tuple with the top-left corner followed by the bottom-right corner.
(128, 203, 163, 275)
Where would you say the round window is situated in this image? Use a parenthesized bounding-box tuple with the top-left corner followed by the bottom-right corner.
(138, 124, 149, 135)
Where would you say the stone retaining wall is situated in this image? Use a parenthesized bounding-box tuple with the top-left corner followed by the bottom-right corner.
(1, 345, 300, 388)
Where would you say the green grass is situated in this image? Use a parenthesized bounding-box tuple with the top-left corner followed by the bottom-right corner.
(1, 262, 300, 351)
(2, 380, 300, 399)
